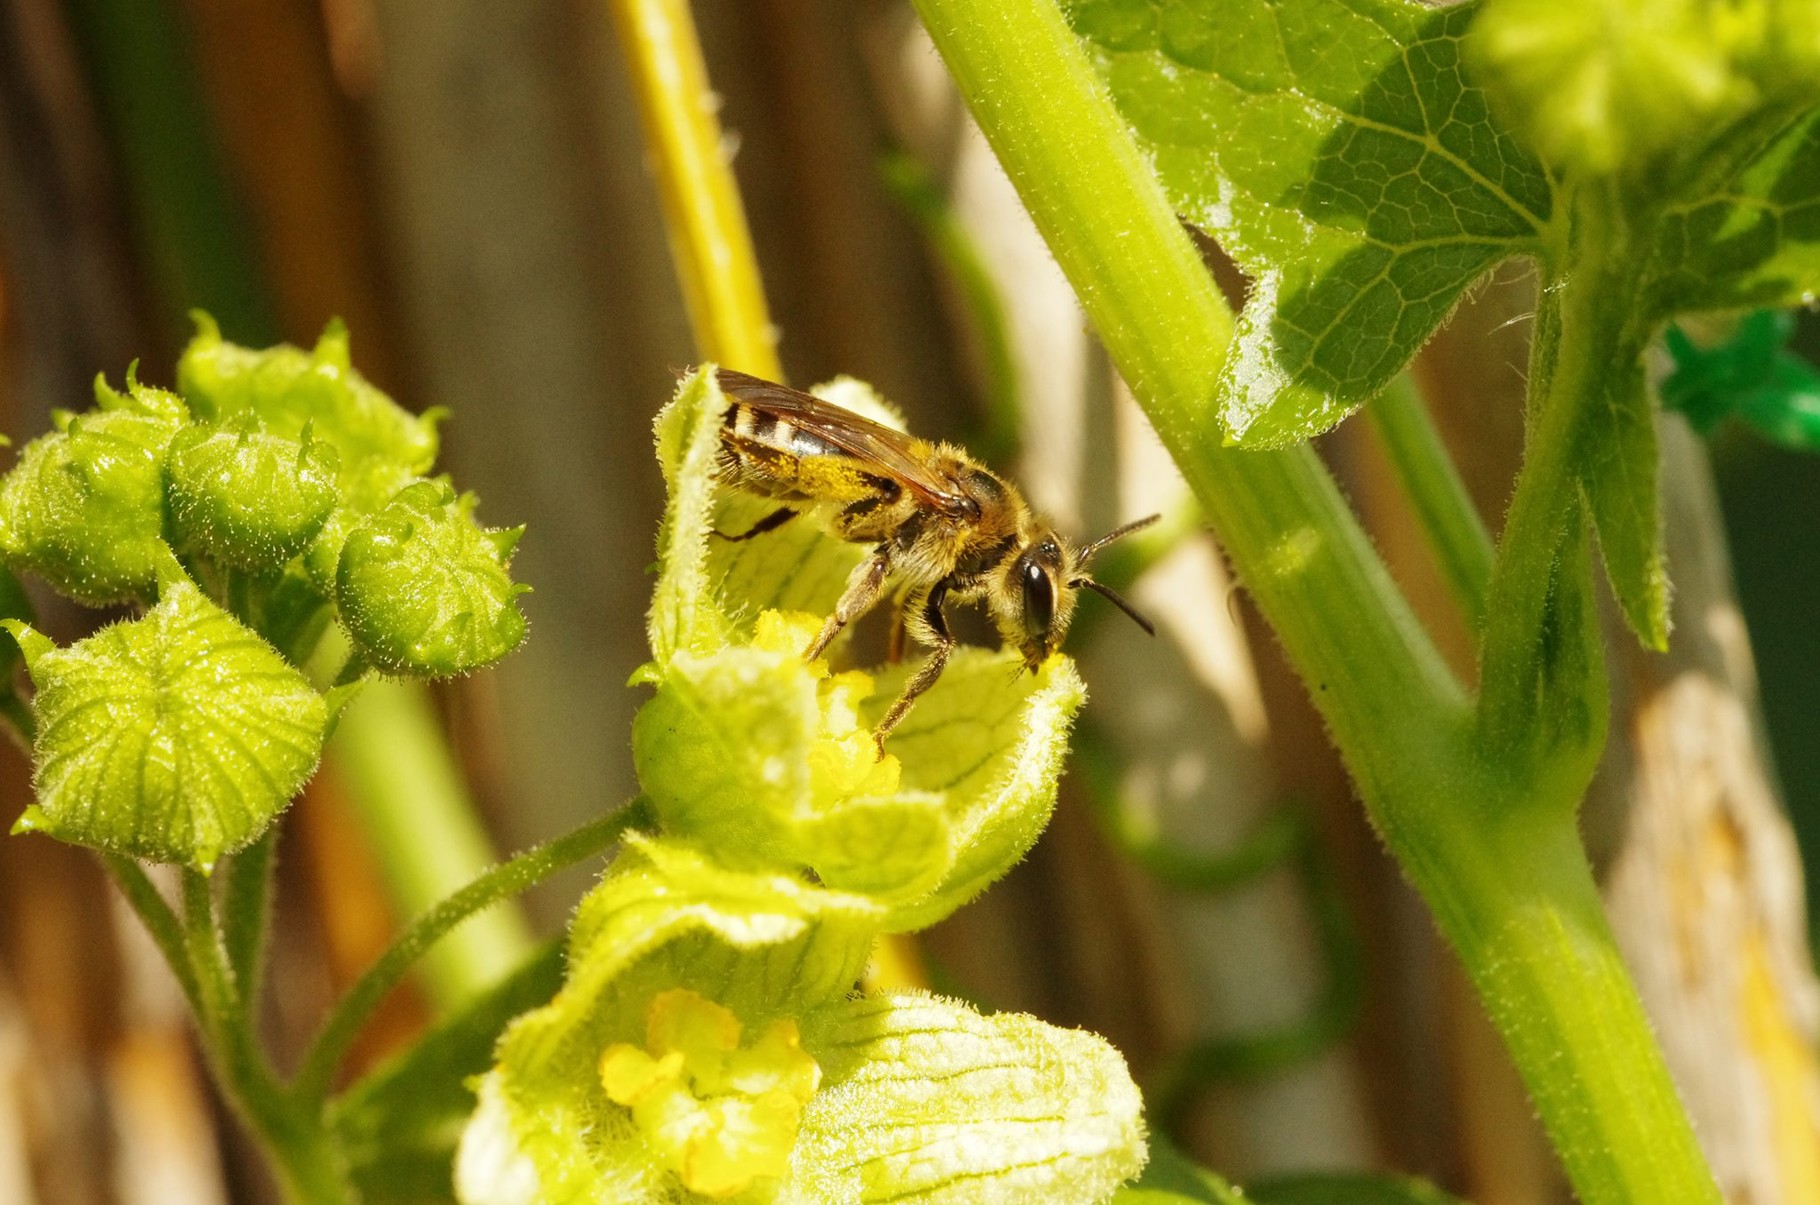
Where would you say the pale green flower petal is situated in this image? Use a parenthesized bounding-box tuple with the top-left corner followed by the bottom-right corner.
(871, 649, 1086, 932)
(781, 992, 1147, 1205)
(454, 838, 881, 1205)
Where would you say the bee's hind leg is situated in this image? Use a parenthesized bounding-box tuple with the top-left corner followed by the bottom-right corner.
(873, 582, 953, 757)
(805, 546, 890, 662)
(712, 506, 797, 542)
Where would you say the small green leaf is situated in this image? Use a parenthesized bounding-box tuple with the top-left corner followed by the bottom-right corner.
(8, 577, 326, 868)
(1066, 0, 1555, 444)
(165, 417, 341, 570)
(178, 313, 438, 479)
(0, 381, 185, 605)
(336, 480, 528, 677)
(786, 992, 1147, 1205)
(1645, 111, 1820, 317)
(1576, 342, 1668, 648)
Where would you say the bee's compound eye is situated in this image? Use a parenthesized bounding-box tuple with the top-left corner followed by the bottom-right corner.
(1020, 557, 1054, 641)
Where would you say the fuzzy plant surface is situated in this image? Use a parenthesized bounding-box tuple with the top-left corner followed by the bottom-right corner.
(0, 318, 528, 870)
(902, 0, 1820, 1201)
(453, 368, 1146, 1205)
(0, 319, 541, 1204)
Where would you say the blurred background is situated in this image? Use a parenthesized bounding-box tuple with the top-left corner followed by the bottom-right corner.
(1, 1, 1817, 1202)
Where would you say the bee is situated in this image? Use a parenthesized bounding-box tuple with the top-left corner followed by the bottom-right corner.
(713, 367, 1158, 753)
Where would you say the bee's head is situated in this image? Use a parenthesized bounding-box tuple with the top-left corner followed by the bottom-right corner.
(997, 515, 1160, 672)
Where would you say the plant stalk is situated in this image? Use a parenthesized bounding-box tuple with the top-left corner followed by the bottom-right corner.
(908, 0, 1719, 1199)
(1366, 375, 1495, 631)
(608, 0, 780, 376)
(178, 869, 352, 1205)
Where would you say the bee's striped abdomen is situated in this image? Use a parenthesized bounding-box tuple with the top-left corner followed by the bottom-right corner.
(728, 402, 840, 460)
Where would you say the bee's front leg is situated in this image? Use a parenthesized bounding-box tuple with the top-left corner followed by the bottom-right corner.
(874, 581, 953, 756)
(805, 546, 891, 662)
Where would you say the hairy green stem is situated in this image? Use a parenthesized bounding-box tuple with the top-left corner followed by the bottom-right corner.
(179, 868, 352, 1204)
(1366, 376, 1495, 631)
(102, 855, 202, 1014)
(910, 1, 1718, 1199)
(911, 0, 1463, 806)
(293, 798, 649, 1106)
(221, 829, 277, 1009)
(330, 679, 536, 1008)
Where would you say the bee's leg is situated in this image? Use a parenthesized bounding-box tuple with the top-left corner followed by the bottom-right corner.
(885, 585, 910, 664)
(805, 546, 890, 662)
(711, 506, 798, 542)
(874, 583, 953, 756)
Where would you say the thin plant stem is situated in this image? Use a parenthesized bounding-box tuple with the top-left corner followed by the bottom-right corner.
(221, 828, 277, 1009)
(102, 854, 202, 1015)
(293, 798, 650, 1106)
(179, 867, 352, 1204)
(1366, 375, 1495, 631)
(607, 0, 779, 376)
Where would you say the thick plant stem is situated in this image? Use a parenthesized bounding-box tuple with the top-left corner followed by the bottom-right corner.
(609, 0, 779, 375)
(911, 0, 1462, 798)
(909, 0, 1719, 1200)
(1407, 802, 1719, 1204)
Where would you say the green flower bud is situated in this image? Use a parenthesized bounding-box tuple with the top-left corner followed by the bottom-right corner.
(0, 375, 185, 604)
(336, 479, 529, 676)
(165, 416, 341, 570)
(7, 573, 327, 869)
(1469, 0, 1820, 181)
(177, 313, 440, 483)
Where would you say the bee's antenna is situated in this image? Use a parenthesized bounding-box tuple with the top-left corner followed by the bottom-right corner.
(1075, 578, 1157, 637)
(1077, 513, 1161, 563)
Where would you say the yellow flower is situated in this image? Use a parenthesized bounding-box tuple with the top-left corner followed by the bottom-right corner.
(750, 610, 901, 806)
(600, 988, 822, 1198)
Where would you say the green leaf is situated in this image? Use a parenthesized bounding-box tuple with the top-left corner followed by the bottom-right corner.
(1646, 110, 1820, 317)
(1065, 0, 1555, 444)
(336, 479, 529, 677)
(1247, 1171, 1468, 1205)
(165, 416, 341, 570)
(0, 378, 186, 605)
(785, 992, 1146, 1205)
(7, 576, 326, 869)
(1575, 334, 1667, 648)
(333, 941, 564, 1205)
